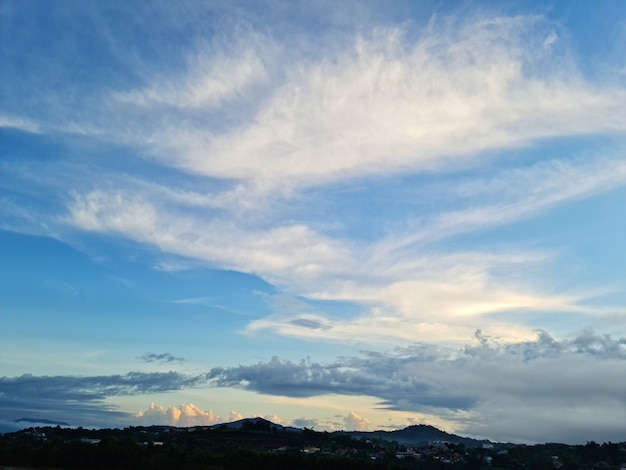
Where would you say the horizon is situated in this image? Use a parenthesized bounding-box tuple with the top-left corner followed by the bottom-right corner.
(1, 0, 625, 446)
(0, 416, 598, 446)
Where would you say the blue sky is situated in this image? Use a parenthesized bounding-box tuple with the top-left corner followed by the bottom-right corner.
(1, 0, 625, 444)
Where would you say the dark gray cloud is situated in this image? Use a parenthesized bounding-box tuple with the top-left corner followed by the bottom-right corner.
(207, 329, 626, 443)
(138, 352, 185, 363)
(208, 352, 477, 411)
(289, 318, 329, 330)
(207, 329, 626, 416)
(0, 371, 208, 431)
(464, 328, 626, 361)
(2, 329, 623, 442)
(0, 371, 205, 403)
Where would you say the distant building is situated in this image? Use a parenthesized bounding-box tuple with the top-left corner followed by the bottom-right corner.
(81, 438, 101, 445)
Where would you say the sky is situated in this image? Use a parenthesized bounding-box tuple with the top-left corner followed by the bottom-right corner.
(0, 0, 625, 445)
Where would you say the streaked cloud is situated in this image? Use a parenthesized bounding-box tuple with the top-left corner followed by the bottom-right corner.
(138, 353, 185, 364)
(61, 155, 626, 346)
(112, 16, 624, 191)
(0, 371, 207, 404)
(114, 28, 274, 110)
(0, 114, 40, 133)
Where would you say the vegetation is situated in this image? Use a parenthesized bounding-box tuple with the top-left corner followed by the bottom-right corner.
(1, 423, 624, 469)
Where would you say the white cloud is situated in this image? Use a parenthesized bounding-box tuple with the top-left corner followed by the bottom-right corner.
(66, 189, 351, 287)
(114, 30, 272, 110)
(3, 2, 625, 445)
(9, 9, 619, 349)
(67, 190, 158, 236)
(420, 157, 626, 243)
(264, 413, 283, 425)
(291, 417, 340, 432)
(343, 411, 371, 431)
(0, 114, 40, 133)
(140, 16, 625, 189)
(64, 151, 626, 346)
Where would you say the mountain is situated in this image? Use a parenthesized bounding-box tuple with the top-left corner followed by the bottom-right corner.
(9, 416, 489, 447)
(341, 424, 492, 448)
(211, 417, 301, 433)
(213, 418, 492, 447)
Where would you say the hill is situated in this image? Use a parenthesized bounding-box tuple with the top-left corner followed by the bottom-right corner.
(343, 424, 492, 447)
(1, 419, 624, 469)
(211, 416, 301, 433)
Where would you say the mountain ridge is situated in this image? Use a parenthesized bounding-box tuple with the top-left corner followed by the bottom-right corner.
(210, 417, 492, 447)
(341, 423, 492, 447)
(10, 416, 491, 447)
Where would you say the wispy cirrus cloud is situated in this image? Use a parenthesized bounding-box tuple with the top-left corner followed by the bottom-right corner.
(0, 114, 40, 133)
(62, 153, 626, 345)
(7, 12, 622, 197)
(113, 27, 275, 110)
(129, 16, 625, 189)
(43, 12, 623, 348)
(374, 155, 626, 251)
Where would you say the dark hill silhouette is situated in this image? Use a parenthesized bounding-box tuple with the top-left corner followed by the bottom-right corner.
(14, 417, 70, 426)
(212, 416, 301, 432)
(342, 424, 492, 447)
(212, 418, 492, 447)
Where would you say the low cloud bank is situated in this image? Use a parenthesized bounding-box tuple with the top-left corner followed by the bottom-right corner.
(1, 329, 623, 442)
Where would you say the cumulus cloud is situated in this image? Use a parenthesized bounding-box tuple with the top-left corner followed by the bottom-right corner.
(289, 412, 371, 432)
(344, 412, 370, 431)
(291, 417, 340, 432)
(136, 402, 221, 426)
(264, 414, 283, 425)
